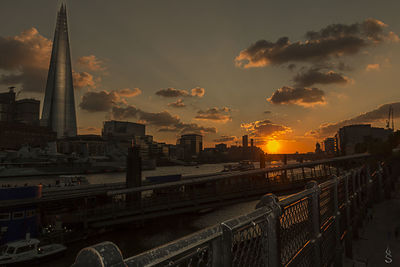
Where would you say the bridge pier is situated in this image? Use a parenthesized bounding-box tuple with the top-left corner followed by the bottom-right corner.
(126, 145, 142, 205)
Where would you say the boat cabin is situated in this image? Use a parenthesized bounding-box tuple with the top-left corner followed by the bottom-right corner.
(0, 238, 40, 257)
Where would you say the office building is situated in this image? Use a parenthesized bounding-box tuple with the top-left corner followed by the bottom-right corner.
(0, 88, 40, 125)
(102, 120, 145, 140)
(242, 135, 248, 148)
(323, 137, 336, 155)
(177, 134, 203, 160)
(337, 124, 392, 155)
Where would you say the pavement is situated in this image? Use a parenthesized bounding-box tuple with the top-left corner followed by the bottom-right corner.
(344, 181, 400, 266)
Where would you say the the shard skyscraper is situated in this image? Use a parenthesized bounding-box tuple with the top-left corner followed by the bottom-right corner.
(41, 4, 77, 138)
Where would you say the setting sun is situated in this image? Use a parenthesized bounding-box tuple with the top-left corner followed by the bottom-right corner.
(266, 140, 280, 154)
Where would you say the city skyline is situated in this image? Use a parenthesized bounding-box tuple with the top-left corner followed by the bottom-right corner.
(1, 0, 400, 153)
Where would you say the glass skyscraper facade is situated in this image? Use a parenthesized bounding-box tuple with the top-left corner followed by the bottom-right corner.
(41, 4, 77, 138)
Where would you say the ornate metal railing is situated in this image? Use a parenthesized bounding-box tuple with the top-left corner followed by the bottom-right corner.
(72, 159, 398, 267)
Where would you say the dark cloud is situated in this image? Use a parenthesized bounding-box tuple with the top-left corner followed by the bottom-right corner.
(112, 105, 216, 134)
(168, 99, 186, 108)
(213, 135, 237, 142)
(311, 102, 400, 137)
(268, 86, 326, 107)
(169, 123, 216, 134)
(264, 110, 272, 114)
(79, 91, 119, 112)
(241, 119, 291, 137)
(288, 64, 296, 71)
(195, 107, 231, 122)
(79, 88, 141, 112)
(113, 105, 181, 127)
(306, 19, 397, 43)
(235, 19, 398, 68)
(156, 87, 206, 98)
(0, 28, 51, 92)
(156, 88, 189, 98)
(140, 110, 181, 127)
(293, 68, 349, 87)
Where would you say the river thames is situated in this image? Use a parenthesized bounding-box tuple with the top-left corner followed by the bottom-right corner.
(3, 161, 284, 266)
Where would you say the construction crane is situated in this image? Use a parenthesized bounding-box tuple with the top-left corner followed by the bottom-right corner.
(386, 105, 394, 131)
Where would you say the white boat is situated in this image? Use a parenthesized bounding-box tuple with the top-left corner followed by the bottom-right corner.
(55, 175, 89, 187)
(0, 238, 66, 266)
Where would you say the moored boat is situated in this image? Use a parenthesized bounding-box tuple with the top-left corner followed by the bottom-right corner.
(0, 237, 66, 266)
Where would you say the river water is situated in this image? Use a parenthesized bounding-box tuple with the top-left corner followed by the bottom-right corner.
(0, 161, 266, 186)
(2, 161, 285, 266)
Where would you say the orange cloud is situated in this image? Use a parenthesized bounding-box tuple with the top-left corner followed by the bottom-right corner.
(365, 63, 380, 71)
(78, 127, 101, 135)
(191, 87, 205, 97)
(76, 55, 105, 71)
(241, 119, 292, 138)
(115, 88, 141, 98)
(73, 71, 96, 89)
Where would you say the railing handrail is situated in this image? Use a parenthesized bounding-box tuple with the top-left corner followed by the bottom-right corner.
(107, 153, 370, 196)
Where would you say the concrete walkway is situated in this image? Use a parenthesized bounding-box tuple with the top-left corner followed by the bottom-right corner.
(345, 182, 400, 266)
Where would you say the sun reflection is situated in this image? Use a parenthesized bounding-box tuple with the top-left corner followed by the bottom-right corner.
(266, 140, 280, 154)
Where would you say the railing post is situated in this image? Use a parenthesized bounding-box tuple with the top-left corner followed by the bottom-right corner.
(256, 193, 282, 267)
(344, 173, 353, 258)
(220, 222, 233, 267)
(305, 180, 321, 267)
(377, 167, 384, 202)
(349, 170, 361, 239)
(211, 236, 224, 266)
(383, 164, 391, 199)
(332, 175, 343, 267)
(72, 241, 125, 267)
(365, 165, 373, 206)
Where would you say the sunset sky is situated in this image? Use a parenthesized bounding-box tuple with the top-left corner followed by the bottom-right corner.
(1, 0, 400, 153)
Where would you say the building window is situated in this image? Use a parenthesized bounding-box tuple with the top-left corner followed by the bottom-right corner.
(0, 213, 10, 221)
(12, 211, 24, 220)
(25, 209, 36, 218)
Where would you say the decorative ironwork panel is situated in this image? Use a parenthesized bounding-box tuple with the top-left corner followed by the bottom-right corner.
(337, 178, 346, 208)
(348, 174, 354, 196)
(286, 241, 314, 267)
(231, 218, 268, 267)
(279, 196, 313, 265)
(339, 205, 347, 241)
(320, 220, 336, 266)
(319, 185, 334, 227)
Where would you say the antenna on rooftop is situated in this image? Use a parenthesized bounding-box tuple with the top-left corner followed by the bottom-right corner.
(386, 105, 394, 131)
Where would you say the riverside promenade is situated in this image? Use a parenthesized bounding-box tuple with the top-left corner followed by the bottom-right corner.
(345, 181, 400, 266)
